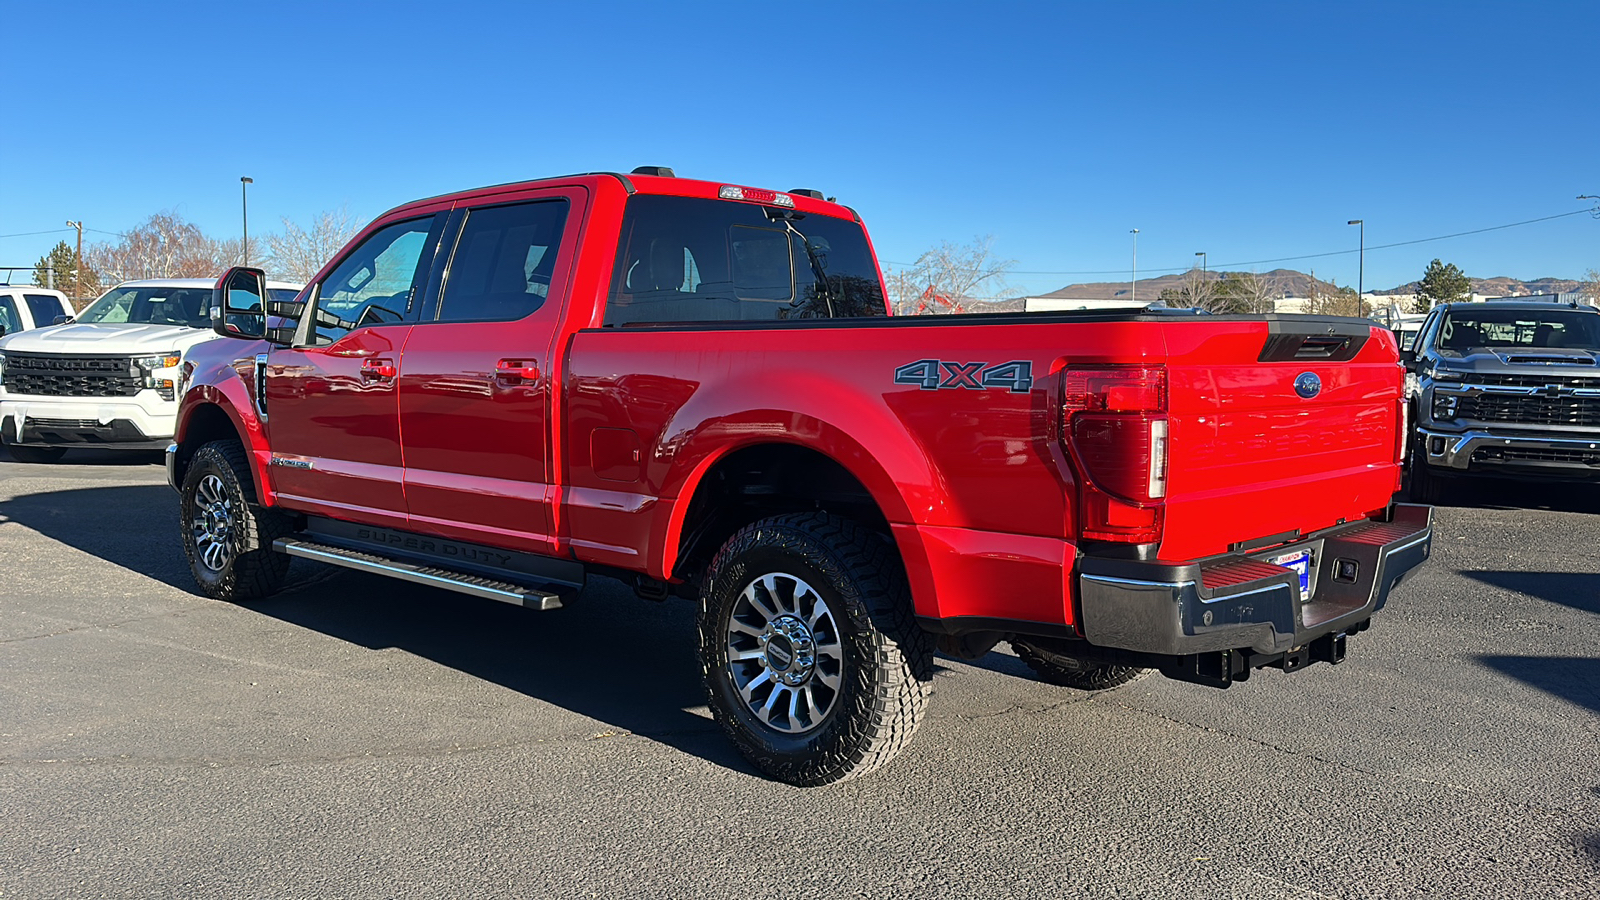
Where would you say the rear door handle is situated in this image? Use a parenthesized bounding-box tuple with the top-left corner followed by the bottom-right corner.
(495, 359, 540, 384)
(360, 358, 397, 381)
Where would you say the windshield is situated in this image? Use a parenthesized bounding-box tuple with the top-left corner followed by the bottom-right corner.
(1436, 308, 1600, 352)
(76, 285, 212, 328)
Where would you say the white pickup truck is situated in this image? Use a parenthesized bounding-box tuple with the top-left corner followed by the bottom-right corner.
(0, 286, 72, 337)
(0, 277, 301, 463)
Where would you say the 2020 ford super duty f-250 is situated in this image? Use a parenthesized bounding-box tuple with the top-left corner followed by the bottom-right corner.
(169, 168, 1432, 785)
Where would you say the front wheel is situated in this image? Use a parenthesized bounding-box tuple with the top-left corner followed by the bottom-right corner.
(1407, 432, 1449, 504)
(180, 440, 293, 603)
(698, 512, 933, 786)
(1011, 639, 1148, 690)
(5, 444, 66, 464)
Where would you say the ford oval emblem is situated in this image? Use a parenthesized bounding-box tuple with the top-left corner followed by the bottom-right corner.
(1294, 372, 1322, 399)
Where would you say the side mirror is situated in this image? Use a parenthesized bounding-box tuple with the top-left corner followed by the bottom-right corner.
(0, 323, 7, 337)
(52, 314, 75, 325)
(212, 267, 274, 341)
(1398, 348, 1417, 370)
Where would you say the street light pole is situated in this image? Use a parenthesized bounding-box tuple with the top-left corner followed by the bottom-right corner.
(1348, 219, 1364, 312)
(240, 176, 254, 267)
(1195, 251, 1206, 273)
(1130, 228, 1139, 304)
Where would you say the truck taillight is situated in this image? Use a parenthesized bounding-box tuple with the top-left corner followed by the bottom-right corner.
(1060, 366, 1168, 543)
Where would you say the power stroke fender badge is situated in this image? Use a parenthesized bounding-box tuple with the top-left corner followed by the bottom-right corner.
(1294, 371, 1322, 399)
(270, 456, 314, 469)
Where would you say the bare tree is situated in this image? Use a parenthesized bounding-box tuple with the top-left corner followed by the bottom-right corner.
(266, 207, 364, 284)
(1219, 271, 1278, 314)
(886, 236, 1016, 314)
(209, 236, 266, 271)
(85, 212, 222, 283)
(1301, 270, 1364, 316)
(1583, 267, 1600, 305)
(1159, 267, 1228, 312)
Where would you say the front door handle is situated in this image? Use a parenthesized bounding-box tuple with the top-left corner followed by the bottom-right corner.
(360, 358, 397, 381)
(495, 359, 540, 384)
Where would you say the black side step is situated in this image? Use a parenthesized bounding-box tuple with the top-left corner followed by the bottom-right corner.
(275, 538, 567, 610)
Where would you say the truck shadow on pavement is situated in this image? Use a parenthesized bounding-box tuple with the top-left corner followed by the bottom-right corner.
(1475, 655, 1600, 715)
(0, 483, 195, 589)
(257, 569, 755, 776)
(1434, 479, 1600, 514)
(1461, 570, 1600, 616)
(0, 482, 757, 777)
(1, 447, 168, 466)
(1465, 570, 1600, 715)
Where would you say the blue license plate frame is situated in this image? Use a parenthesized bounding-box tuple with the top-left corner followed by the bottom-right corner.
(1270, 548, 1313, 601)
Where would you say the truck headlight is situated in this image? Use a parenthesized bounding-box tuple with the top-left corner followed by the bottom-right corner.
(0, 350, 7, 387)
(134, 351, 182, 398)
(1432, 394, 1458, 421)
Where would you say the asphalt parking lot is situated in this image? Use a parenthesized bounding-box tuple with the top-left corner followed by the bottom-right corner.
(2, 450, 1597, 899)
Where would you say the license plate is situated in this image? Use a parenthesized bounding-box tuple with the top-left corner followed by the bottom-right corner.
(1270, 548, 1313, 601)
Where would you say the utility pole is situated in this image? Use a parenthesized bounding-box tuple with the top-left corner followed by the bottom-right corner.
(1130, 228, 1139, 304)
(64, 220, 83, 302)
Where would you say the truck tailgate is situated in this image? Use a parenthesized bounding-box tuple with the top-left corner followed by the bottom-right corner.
(1158, 320, 1403, 561)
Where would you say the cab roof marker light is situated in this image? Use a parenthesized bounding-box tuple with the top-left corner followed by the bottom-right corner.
(718, 185, 795, 208)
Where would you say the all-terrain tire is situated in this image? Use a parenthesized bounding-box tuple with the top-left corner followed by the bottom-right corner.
(698, 512, 933, 786)
(1011, 639, 1149, 690)
(5, 444, 67, 464)
(180, 439, 293, 603)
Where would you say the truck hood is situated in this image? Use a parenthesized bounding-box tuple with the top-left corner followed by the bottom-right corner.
(1437, 348, 1600, 375)
(0, 323, 217, 355)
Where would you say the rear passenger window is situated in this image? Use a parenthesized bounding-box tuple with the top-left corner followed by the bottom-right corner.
(604, 195, 887, 327)
(436, 200, 568, 323)
(23, 294, 65, 324)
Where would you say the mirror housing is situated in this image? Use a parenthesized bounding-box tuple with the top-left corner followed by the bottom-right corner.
(211, 267, 285, 343)
(1398, 348, 1417, 370)
(52, 314, 75, 325)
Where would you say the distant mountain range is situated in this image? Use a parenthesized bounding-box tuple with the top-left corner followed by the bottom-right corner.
(1033, 269, 1586, 302)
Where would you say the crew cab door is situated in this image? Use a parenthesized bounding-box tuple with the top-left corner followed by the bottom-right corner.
(262, 212, 446, 528)
(397, 188, 584, 555)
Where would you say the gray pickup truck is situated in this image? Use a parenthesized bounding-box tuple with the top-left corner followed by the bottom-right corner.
(1404, 298, 1600, 501)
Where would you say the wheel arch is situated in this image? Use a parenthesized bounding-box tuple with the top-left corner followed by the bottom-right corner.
(661, 435, 919, 601)
(173, 387, 273, 505)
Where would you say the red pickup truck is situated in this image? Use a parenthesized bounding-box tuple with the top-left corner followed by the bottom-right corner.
(170, 168, 1431, 785)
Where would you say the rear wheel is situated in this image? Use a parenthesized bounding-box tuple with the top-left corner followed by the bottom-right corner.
(5, 444, 66, 464)
(698, 512, 933, 786)
(180, 440, 293, 603)
(1011, 639, 1149, 690)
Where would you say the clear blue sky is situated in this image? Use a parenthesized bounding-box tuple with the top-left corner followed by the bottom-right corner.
(2, 0, 1596, 296)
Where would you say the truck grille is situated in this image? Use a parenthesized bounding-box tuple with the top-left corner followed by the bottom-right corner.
(1471, 447, 1600, 466)
(4, 353, 143, 397)
(1456, 393, 1600, 427)
(1464, 372, 1600, 390)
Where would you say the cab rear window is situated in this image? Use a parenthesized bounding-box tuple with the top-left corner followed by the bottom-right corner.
(604, 196, 885, 326)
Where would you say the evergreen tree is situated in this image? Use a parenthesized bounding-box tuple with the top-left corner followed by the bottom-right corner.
(32, 241, 100, 301)
(1414, 259, 1471, 309)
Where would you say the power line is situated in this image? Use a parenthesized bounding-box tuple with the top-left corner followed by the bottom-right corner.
(0, 227, 74, 239)
(882, 207, 1594, 277)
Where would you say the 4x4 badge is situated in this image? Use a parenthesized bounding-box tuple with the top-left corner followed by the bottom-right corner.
(1294, 372, 1322, 399)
